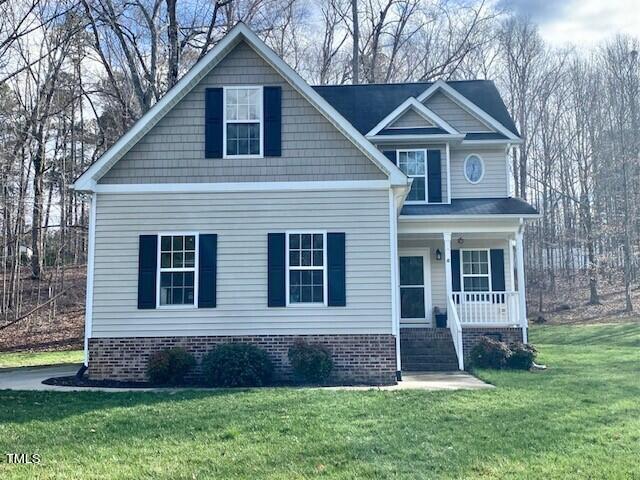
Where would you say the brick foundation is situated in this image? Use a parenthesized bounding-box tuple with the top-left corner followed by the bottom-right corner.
(88, 334, 397, 385)
(461, 327, 525, 360)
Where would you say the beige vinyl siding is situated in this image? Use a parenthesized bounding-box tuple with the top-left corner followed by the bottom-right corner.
(423, 91, 492, 133)
(450, 147, 508, 198)
(399, 238, 513, 313)
(100, 40, 385, 184)
(377, 144, 447, 202)
(91, 189, 392, 337)
(388, 108, 433, 129)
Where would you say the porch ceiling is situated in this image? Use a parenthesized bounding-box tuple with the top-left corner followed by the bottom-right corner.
(398, 217, 521, 236)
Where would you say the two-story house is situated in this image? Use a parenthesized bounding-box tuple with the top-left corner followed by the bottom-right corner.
(72, 23, 538, 385)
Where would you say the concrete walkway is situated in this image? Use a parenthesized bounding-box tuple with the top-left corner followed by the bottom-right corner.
(328, 371, 494, 391)
(0, 365, 162, 392)
(0, 365, 493, 392)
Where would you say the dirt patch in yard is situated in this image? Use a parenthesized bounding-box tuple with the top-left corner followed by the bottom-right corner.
(528, 277, 640, 326)
(0, 267, 85, 353)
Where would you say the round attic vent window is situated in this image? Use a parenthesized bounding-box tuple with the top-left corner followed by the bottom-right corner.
(464, 154, 484, 184)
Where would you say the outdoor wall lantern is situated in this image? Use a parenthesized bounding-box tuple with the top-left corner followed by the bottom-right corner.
(435, 249, 442, 261)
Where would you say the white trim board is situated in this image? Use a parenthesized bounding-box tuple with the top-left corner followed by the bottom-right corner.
(417, 80, 520, 141)
(92, 180, 391, 194)
(367, 97, 459, 136)
(72, 22, 409, 192)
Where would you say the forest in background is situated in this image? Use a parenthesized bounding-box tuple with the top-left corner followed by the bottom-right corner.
(1, 0, 639, 347)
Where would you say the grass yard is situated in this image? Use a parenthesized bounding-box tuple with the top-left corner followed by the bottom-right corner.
(0, 350, 83, 369)
(0, 323, 638, 479)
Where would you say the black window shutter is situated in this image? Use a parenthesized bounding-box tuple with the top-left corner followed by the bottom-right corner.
(267, 233, 286, 307)
(138, 235, 157, 309)
(427, 149, 442, 203)
(263, 86, 282, 156)
(198, 234, 217, 308)
(327, 232, 346, 307)
(490, 249, 506, 292)
(205, 88, 223, 158)
(451, 249, 461, 292)
(383, 150, 397, 165)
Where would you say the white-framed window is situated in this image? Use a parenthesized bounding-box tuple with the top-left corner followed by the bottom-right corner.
(157, 233, 198, 308)
(397, 149, 427, 202)
(223, 86, 263, 158)
(464, 153, 485, 184)
(286, 232, 327, 305)
(461, 249, 491, 292)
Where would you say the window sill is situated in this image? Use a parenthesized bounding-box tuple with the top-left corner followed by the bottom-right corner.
(156, 305, 198, 310)
(286, 303, 329, 308)
(222, 154, 264, 159)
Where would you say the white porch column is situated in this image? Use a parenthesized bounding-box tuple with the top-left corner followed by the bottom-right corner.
(515, 229, 528, 343)
(443, 232, 453, 324)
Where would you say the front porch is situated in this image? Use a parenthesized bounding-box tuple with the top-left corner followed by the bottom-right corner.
(394, 217, 529, 371)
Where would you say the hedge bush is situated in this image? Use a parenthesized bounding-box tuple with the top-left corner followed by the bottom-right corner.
(288, 340, 333, 384)
(201, 343, 274, 387)
(506, 342, 537, 369)
(468, 336, 511, 369)
(469, 336, 538, 370)
(146, 347, 196, 385)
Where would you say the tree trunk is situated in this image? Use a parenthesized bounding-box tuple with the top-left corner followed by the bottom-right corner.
(351, 0, 359, 85)
(30, 131, 45, 280)
(166, 0, 179, 88)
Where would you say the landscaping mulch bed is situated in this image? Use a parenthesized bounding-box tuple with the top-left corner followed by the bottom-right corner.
(42, 375, 154, 389)
(41, 375, 384, 389)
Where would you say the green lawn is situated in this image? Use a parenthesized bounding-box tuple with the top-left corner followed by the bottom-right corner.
(0, 350, 83, 369)
(0, 323, 638, 479)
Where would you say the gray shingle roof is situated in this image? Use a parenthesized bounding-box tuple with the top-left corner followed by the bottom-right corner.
(379, 127, 448, 136)
(312, 81, 519, 137)
(401, 198, 538, 216)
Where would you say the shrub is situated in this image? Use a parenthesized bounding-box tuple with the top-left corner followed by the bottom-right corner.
(506, 342, 537, 370)
(201, 343, 274, 387)
(146, 347, 195, 385)
(288, 340, 333, 384)
(533, 314, 546, 325)
(468, 336, 511, 369)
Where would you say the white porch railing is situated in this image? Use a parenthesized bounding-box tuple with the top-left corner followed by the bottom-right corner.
(451, 291, 520, 326)
(447, 295, 464, 370)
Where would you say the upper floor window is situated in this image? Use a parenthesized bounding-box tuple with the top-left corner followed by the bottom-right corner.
(224, 86, 262, 157)
(158, 234, 198, 307)
(464, 154, 484, 184)
(398, 150, 426, 202)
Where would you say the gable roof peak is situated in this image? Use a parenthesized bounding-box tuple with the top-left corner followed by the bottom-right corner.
(73, 22, 409, 191)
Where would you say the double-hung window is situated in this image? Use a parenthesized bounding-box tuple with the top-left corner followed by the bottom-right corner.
(158, 234, 197, 307)
(461, 249, 491, 292)
(287, 232, 326, 305)
(398, 150, 427, 202)
(224, 86, 262, 157)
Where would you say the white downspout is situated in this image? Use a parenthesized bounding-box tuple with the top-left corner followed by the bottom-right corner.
(389, 188, 401, 380)
(83, 192, 97, 367)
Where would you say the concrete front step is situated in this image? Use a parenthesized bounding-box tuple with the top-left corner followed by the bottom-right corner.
(400, 352, 458, 363)
(401, 344, 457, 352)
(403, 363, 460, 372)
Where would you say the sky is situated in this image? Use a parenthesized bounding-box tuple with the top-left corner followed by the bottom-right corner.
(497, 0, 640, 47)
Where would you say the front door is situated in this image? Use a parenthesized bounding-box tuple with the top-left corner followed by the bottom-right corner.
(399, 249, 431, 328)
